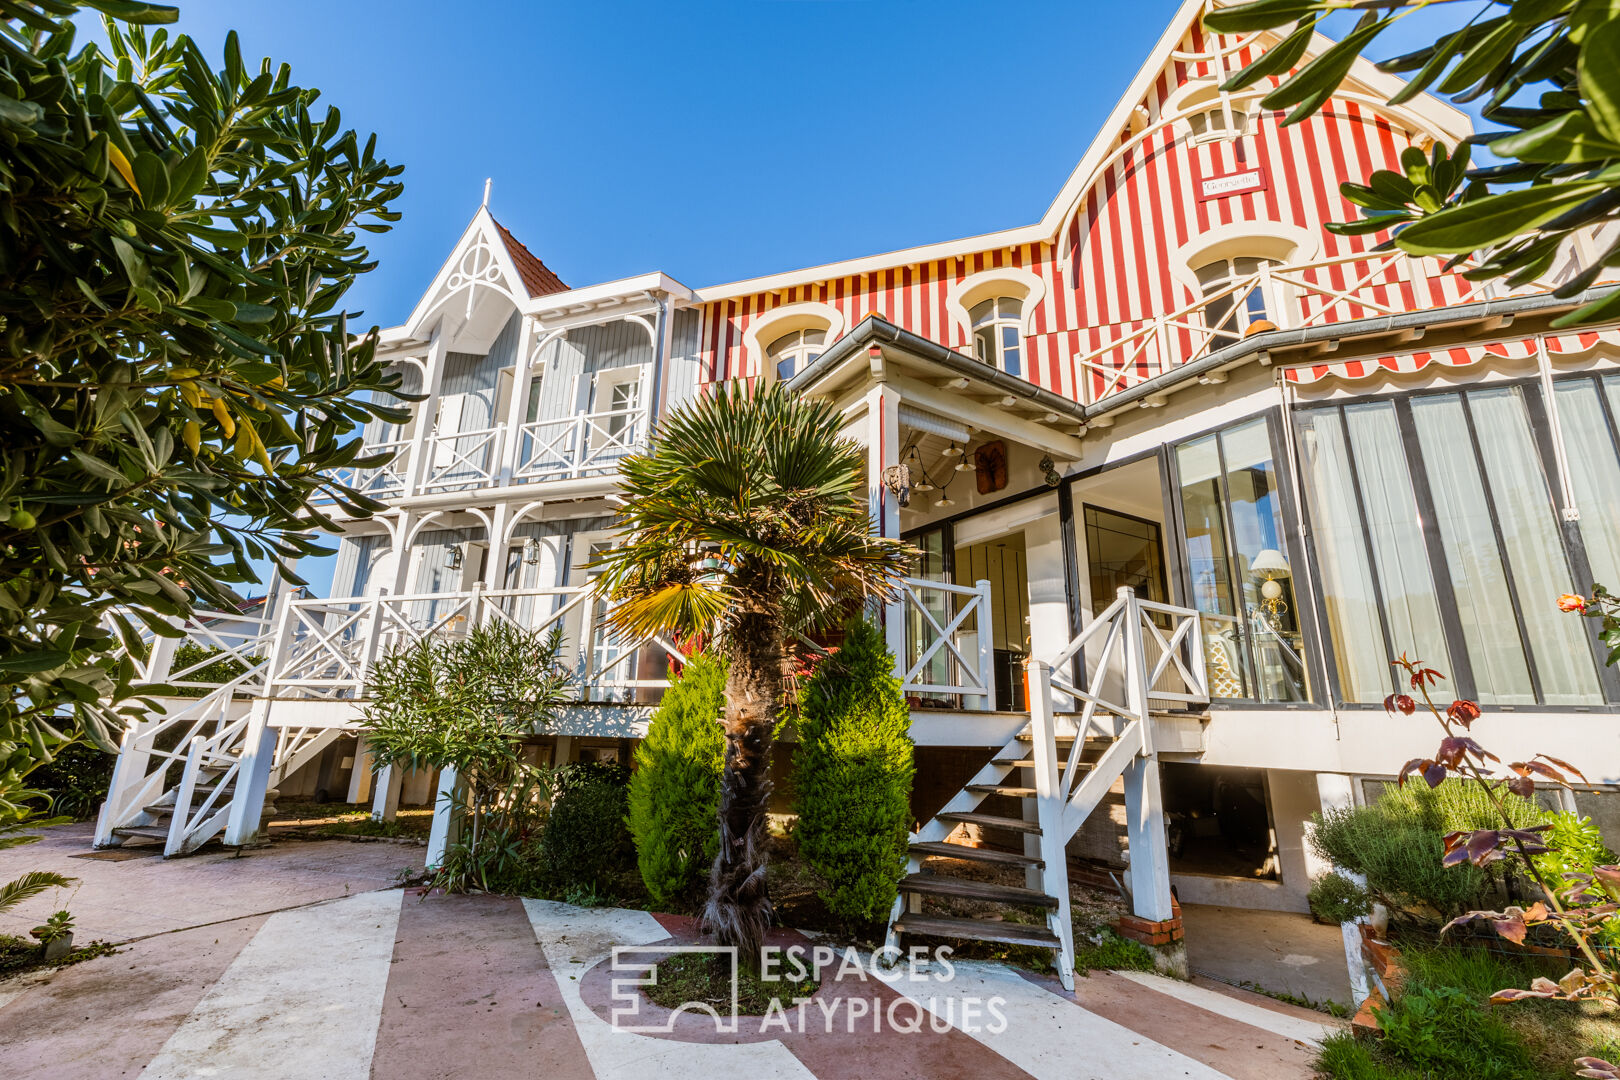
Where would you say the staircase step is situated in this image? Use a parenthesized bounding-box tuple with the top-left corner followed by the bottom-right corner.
(1015, 732, 1078, 742)
(966, 784, 1037, 798)
(991, 757, 1091, 770)
(140, 804, 176, 817)
(935, 811, 1041, 834)
(111, 826, 170, 842)
(901, 872, 1059, 908)
(891, 913, 1061, 950)
(910, 841, 1042, 869)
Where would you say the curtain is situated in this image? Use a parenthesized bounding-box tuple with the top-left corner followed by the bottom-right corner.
(1469, 388, 1601, 705)
(1560, 379, 1620, 589)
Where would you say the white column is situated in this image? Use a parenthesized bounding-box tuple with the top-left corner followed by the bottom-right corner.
(425, 765, 462, 868)
(346, 739, 374, 804)
(371, 762, 403, 821)
(223, 700, 279, 845)
(1025, 513, 1070, 707)
(1120, 587, 1174, 923)
(865, 382, 906, 665)
(94, 720, 154, 847)
(403, 329, 449, 496)
(1026, 658, 1076, 991)
(553, 735, 574, 767)
(1317, 771, 1372, 1003)
(499, 316, 538, 486)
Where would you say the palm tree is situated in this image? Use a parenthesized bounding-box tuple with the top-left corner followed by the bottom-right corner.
(595, 381, 913, 956)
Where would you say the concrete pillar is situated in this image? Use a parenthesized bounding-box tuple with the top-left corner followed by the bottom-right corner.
(371, 762, 403, 821)
(864, 382, 907, 667)
(553, 735, 574, 767)
(346, 739, 374, 805)
(425, 765, 462, 868)
(223, 701, 279, 845)
(1317, 772, 1372, 1003)
(1025, 513, 1071, 709)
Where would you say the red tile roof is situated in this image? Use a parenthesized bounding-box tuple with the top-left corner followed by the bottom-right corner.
(492, 217, 568, 297)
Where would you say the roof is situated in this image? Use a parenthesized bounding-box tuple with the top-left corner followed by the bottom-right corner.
(492, 217, 569, 297)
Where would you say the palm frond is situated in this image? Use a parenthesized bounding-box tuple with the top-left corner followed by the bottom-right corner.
(0, 871, 76, 915)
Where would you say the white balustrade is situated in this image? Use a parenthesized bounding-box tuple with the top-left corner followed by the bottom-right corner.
(514, 405, 648, 483)
(897, 576, 996, 708)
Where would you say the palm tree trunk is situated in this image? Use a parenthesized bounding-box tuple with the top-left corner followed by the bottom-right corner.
(704, 610, 781, 959)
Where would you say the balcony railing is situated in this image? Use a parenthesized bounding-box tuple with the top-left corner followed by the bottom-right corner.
(318, 404, 650, 503)
(515, 405, 647, 484)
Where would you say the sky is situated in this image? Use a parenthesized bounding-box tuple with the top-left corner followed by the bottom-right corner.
(132, 0, 1484, 598)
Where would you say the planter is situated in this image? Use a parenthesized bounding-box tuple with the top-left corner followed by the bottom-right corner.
(40, 932, 73, 963)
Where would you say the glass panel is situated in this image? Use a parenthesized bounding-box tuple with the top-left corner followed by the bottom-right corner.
(1468, 387, 1601, 705)
(1410, 395, 1535, 704)
(776, 357, 796, 382)
(1195, 261, 1230, 287)
(1177, 435, 1249, 699)
(1086, 507, 1164, 604)
(1189, 112, 1207, 136)
(970, 298, 995, 325)
(1001, 325, 1021, 378)
(1235, 109, 1250, 134)
(1558, 379, 1620, 587)
(803, 329, 826, 345)
(1342, 403, 1451, 690)
(1297, 410, 1390, 701)
(1000, 296, 1022, 318)
(1222, 419, 1309, 702)
(766, 331, 796, 357)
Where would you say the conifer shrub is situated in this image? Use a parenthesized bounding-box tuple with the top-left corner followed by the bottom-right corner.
(628, 653, 727, 910)
(541, 778, 632, 893)
(793, 619, 914, 926)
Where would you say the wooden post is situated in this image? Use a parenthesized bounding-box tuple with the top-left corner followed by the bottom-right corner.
(1119, 586, 1174, 924)
(1026, 658, 1075, 991)
(165, 736, 206, 856)
(94, 721, 151, 848)
(224, 700, 278, 846)
(975, 578, 996, 711)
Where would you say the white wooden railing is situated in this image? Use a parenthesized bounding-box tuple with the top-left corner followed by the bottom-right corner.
(263, 582, 685, 702)
(514, 404, 648, 483)
(324, 437, 411, 500)
(421, 424, 505, 492)
(1074, 248, 1528, 401)
(897, 576, 995, 708)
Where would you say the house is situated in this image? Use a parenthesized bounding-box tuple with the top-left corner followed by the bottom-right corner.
(96, 0, 1620, 980)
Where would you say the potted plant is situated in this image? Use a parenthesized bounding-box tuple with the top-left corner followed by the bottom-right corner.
(30, 910, 74, 962)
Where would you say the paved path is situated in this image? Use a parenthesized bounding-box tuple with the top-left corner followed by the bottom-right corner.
(0, 826, 1340, 1079)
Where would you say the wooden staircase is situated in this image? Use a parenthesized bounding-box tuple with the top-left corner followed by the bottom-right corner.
(884, 587, 1210, 991)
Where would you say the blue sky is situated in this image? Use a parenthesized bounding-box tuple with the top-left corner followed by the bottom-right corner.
(145, 1, 1479, 597)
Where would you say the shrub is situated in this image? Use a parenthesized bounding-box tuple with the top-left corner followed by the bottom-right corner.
(542, 778, 633, 893)
(1310, 781, 1550, 923)
(168, 642, 249, 698)
(25, 741, 114, 821)
(793, 618, 914, 926)
(629, 653, 726, 910)
(1308, 871, 1371, 924)
(1373, 984, 1534, 1080)
(1533, 812, 1620, 948)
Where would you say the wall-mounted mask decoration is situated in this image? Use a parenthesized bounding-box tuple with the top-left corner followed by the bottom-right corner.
(974, 440, 1008, 495)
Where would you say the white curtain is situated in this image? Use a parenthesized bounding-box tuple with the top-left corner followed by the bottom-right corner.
(1560, 379, 1620, 588)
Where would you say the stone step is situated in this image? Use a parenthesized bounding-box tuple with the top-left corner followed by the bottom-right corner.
(111, 826, 169, 842)
(966, 784, 1037, 798)
(910, 841, 1042, 869)
(900, 872, 1059, 909)
(891, 912, 1061, 950)
(935, 811, 1040, 834)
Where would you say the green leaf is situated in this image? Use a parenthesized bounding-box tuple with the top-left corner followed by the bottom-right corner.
(1580, 18, 1620, 143)
(81, 1, 179, 23)
(1221, 17, 1317, 92)
(1262, 14, 1387, 123)
(1489, 111, 1620, 163)
(1202, 0, 1322, 34)
(1396, 181, 1607, 256)
(0, 652, 70, 673)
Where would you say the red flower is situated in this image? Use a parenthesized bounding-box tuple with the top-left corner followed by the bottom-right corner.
(1559, 593, 1588, 614)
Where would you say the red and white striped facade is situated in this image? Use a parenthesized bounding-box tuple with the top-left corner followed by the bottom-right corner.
(686, 15, 1514, 404)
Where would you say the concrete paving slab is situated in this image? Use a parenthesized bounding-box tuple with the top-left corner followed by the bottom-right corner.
(1179, 903, 1352, 1009)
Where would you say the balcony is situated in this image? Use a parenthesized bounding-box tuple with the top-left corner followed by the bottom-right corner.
(319, 402, 649, 504)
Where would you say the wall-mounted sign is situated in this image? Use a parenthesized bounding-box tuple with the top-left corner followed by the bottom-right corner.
(1198, 168, 1267, 201)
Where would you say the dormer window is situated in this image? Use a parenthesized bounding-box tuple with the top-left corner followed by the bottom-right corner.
(766, 328, 825, 381)
(971, 296, 1023, 378)
(1187, 104, 1249, 142)
(1195, 256, 1277, 339)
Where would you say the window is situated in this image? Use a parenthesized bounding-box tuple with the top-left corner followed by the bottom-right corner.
(1187, 103, 1250, 142)
(1296, 385, 1608, 707)
(766, 328, 825, 382)
(1554, 374, 1620, 588)
(590, 368, 643, 451)
(971, 296, 1023, 378)
(1175, 418, 1310, 703)
(1195, 257, 1276, 341)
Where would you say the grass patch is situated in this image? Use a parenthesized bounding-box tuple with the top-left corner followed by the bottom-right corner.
(1074, 928, 1155, 975)
(644, 950, 820, 1015)
(0, 934, 120, 980)
(1317, 942, 1620, 1080)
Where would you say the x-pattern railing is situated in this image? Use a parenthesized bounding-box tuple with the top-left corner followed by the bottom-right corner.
(515, 405, 647, 483)
(322, 438, 411, 500)
(898, 576, 995, 705)
(1076, 249, 1516, 401)
(421, 424, 504, 491)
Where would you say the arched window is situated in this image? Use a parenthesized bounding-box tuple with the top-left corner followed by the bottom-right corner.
(766, 328, 826, 381)
(971, 296, 1023, 378)
(1194, 256, 1278, 339)
(1187, 103, 1250, 141)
